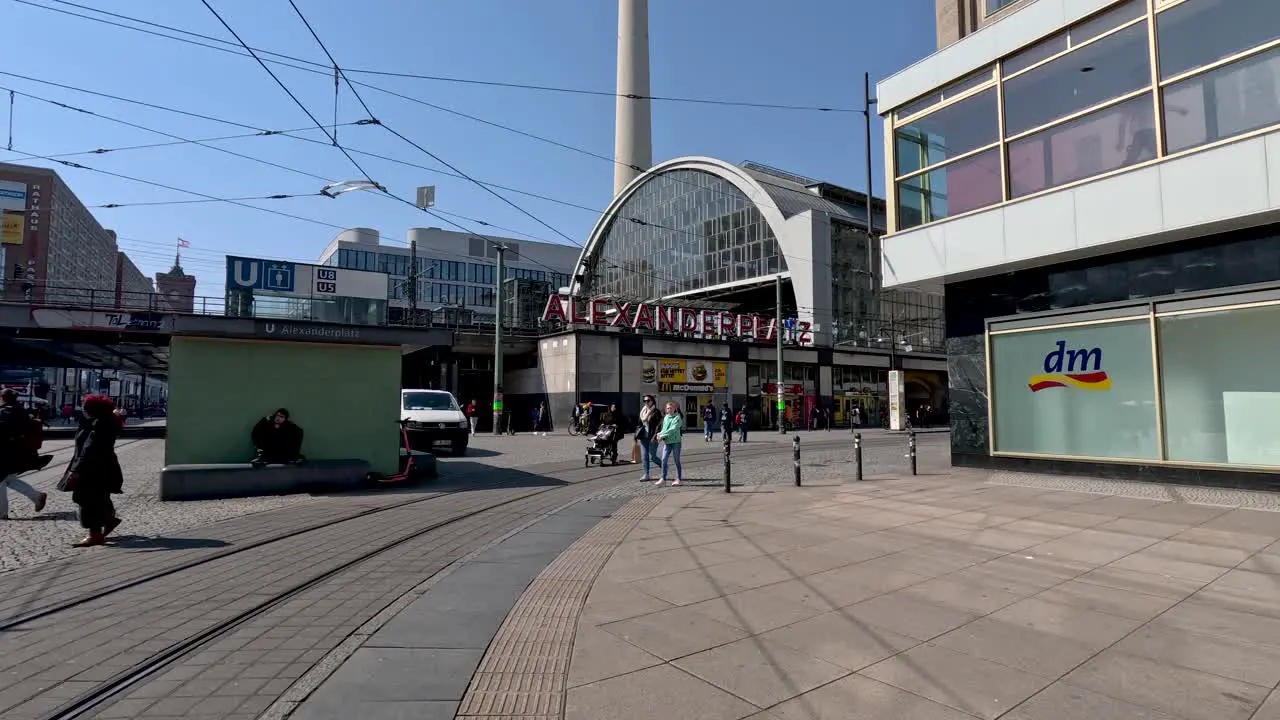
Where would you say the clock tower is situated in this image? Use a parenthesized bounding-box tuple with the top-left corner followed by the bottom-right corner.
(155, 251, 196, 313)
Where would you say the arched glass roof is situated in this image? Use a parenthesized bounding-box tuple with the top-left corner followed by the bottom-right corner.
(580, 168, 789, 301)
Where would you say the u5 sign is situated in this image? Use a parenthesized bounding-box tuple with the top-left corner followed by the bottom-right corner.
(224, 256, 389, 301)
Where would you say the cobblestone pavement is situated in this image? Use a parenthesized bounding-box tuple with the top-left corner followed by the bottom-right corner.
(0, 440, 313, 573)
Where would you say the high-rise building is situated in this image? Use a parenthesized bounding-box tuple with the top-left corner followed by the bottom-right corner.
(318, 227, 578, 321)
(880, 0, 1280, 485)
(0, 162, 152, 306)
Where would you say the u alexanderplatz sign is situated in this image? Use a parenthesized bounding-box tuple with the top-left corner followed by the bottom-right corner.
(541, 294, 813, 344)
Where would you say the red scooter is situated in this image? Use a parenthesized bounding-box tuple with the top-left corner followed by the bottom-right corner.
(368, 418, 435, 484)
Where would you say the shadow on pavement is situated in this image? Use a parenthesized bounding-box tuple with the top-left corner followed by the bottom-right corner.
(312, 461, 571, 498)
(10, 511, 78, 522)
(107, 536, 232, 551)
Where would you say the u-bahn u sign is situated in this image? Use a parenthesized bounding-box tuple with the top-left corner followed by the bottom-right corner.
(540, 294, 812, 344)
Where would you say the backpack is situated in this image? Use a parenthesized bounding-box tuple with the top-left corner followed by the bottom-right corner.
(21, 417, 43, 453)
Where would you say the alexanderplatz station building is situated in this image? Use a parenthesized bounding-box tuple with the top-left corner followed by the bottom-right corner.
(509, 157, 948, 430)
(877, 0, 1280, 486)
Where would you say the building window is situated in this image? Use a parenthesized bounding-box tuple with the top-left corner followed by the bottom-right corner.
(990, 319, 1158, 459)
(895, 88, 999, 176)
(895, 69, 994, 120)
(1158, 303, 1280, 467)
(897, 148, 1002, 229)
(985, 0, 1021, 16)
(1162, 39, 1280, 154)
(1003, 20, 1150, 137)
(1156, 0, 1280, 81)
(1007, 93, 1155, 198)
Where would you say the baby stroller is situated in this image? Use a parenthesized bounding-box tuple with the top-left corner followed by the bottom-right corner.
(585, 422, 619, 466)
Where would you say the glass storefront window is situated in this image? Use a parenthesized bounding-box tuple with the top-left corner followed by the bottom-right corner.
(896, 70, 995, 126)
(991, 320, 1158, 459)
(894, 89, 999, 176)
(1163, 44, 1280, 154)
(1159, 304, 1280, 467)
(1071, 0, 1145, 47)
(897, 148, 1002, 229)
(1157, 0, 1280, 80)
(1004, 21, 1150, 136)
(1007, 94, 1155, 198)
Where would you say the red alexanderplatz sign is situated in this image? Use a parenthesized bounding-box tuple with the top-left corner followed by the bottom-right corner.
(541, 294, 813, 344)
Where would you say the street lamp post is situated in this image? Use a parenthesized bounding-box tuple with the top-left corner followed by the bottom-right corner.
(775, 275, 785, 434)
(492, 242, 507, 435)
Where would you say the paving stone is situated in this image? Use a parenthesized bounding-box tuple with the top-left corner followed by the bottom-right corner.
(931, 616, 1098, 678)
(860, 642, 1054, 720)
(565, 625, 662, 689)
(1115, 623, 1280, 688)
(1033, 579, 1180, 622)
(1003, 681, 1181, 720)
(1064, 650, 1268, 720)
(564, 664, 759, 720)
(674, 635, 849, 708)
(757, 609, 920, 671)
(766, 673, 977, 720)
(683, 585, 826, 634)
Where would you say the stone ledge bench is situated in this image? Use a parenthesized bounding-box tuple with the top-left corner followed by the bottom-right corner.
(159, 459, 372, 501)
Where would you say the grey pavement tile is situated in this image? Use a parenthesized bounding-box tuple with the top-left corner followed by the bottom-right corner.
(1073, 565, 1208, 599)
(986, 597, 1142, 649)
(1033, 579, 1180, 622)
(952, 528, 1047, 552)
(304, 648, 483, 702)
(1126, 502, 1232, 525)
(1193, 569, 1280, 618)
(579, 580, 675, 625)
(997, 518, 1084, 540)
(1201, 508, 1280, 536)
(1141, 539, 1255, 568)
(1003, 681, 1181, 720)
(1155, 599, 1280, 648)
(1064, 650, 1268, 720)
(758, 609, 920, 672)
(623, 567, 749, 606)
(931, 616, 1099, 679)
(1256, 689, 1280, 720)
(1095, 517, 1188, 539)
(1036, 510, 1116, 529)
(860, 642, 1053, 720)
(684, 585, 826, 634)
(763, 546, 861, 576)
(897, 575, 1031, 615)
(564, 664, 759, 720)
(566, 624, 663, 688)
(673, 636, 850, 709)
(753, 578, 844, 614)
(764, 673, 974, 720)
(599, 603, 749, 661)
(1239, 550, 1280, 575)
(857, 544, 1004, 579)
(1109, 552, 1230, 583)
(1172, 527, 1277, 552)
(468, 531, 577, 563)
(1115, 623, 1280, 688)
(291, 699, 459, 720)
(838, 592, 981, 642)
(697, 557, 801, 591)
(802, 564, 930, 608)
(367, 605, 509, 649)
(950, 555, 1088, 596)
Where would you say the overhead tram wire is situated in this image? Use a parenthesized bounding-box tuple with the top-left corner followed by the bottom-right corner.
(0, 121, 368, 162)
(8, 1, 873, 216)
(197, 0, 379, 186)
(23, 0, 856, 113)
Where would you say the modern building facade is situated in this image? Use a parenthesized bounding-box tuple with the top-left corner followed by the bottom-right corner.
(503, 157, 948, 431)
(319, 227, 577, 323)
(879, 0, 1280, 485)
(936, 0, 1035, 49)
(0, 162, 152, 307)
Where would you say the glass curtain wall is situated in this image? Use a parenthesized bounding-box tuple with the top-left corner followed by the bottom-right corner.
(579, 169, 786, 301)
(989, 292, 1280, 469)
(892, 0, 1280, 231)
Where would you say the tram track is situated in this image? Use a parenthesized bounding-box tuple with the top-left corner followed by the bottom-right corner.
(0, 434, 920, 720)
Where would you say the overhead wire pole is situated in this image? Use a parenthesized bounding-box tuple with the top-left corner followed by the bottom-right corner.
(492, 243, 506, 436)
(776, 275, 785, 434)
(863, 71, 879, 295)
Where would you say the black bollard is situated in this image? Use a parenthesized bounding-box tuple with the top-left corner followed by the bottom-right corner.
(723, 434, 732, 493)
(793, 435, 801, 486)
(854, 432, 863, 482)
(908, 430, 917, 476)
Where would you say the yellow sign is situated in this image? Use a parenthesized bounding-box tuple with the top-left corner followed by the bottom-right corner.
(1, 212, 22, 245)
(713, 362, 727, 388)
(658, 359, 686, 384)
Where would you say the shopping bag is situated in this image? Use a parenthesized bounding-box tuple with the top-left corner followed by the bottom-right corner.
(630, 440, 641, 464)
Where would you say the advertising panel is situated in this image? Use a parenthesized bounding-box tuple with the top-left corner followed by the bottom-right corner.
(226, 256, 387, 300)
(713, 362, 727, 388)
(888, 370, 906, 431)
(654, 358, 717, 393)
(1, 212, 22, 245)
(0, 180, 27, 212)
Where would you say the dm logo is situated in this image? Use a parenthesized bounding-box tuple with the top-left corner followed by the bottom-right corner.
(1027, 340, 1111, 392)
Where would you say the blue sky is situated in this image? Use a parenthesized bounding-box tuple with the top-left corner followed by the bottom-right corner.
(4, 0, 934, 297)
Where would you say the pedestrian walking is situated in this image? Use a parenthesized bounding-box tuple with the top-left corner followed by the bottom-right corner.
(719, 403, 731, 439)
(465, 400, 477, 435)
(535, 401, 549, 436)
(852, 405, 862, 429)
(656, 401, 685, 486)
(702, 402, 715, 442)
(736, 407, 748, 443)
(636, 395, 661, 481)
(59, 394, 123, 547)
(0, 388, 48, 520)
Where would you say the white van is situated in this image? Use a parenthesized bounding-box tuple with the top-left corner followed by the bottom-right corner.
(401, 389, 469, 455)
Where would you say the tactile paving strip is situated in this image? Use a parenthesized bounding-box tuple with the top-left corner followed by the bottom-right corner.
(456, 495, 662, 719)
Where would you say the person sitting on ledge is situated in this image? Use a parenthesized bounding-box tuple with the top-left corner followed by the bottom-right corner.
(251, 408, 304, 467)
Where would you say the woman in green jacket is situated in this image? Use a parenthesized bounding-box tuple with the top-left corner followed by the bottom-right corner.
(655, 401, 684, 486)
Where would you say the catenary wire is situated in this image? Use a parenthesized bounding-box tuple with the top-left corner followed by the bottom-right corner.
(22, 0, 857, 113)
